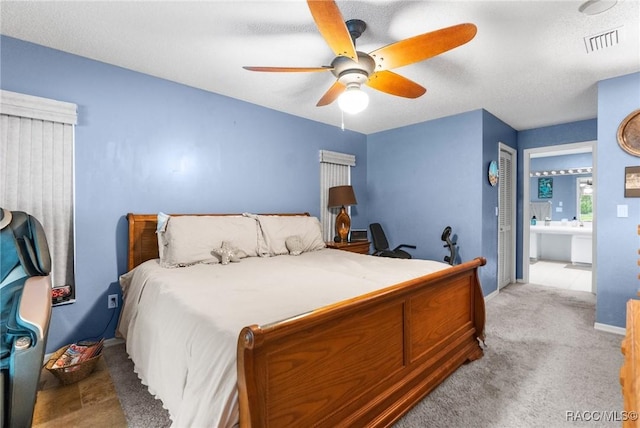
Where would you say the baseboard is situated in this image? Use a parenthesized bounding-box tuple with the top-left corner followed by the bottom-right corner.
(594, 322, 625, 335)
(484, 289, 499, 302)
(104, 337, 125, 347)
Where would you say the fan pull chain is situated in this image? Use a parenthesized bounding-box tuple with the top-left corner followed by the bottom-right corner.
(341, 110, 345, 131)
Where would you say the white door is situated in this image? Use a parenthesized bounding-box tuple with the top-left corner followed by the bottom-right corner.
(498, 144, 516, 289)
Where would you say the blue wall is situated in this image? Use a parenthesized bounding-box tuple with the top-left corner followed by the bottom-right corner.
(367, 110, 483, 264)
(530, 153, 592, 171)
(366, 109, 516, 296)
(1, 36, 368, 352)
(596, 72, 640, 328)
(482, 110, 518, 292)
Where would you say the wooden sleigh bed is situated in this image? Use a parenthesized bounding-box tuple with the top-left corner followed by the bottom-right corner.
(125, 213, 486, 427)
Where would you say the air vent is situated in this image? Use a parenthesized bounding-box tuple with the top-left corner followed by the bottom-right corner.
(584, 27, 622, 53)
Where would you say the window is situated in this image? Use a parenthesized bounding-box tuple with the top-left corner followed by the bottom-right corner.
(319, 150, 355, 242)
(577, 176, 593, 222)
(0, 90, 77, 292)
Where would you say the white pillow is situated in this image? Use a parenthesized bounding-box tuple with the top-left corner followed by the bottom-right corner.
(257, 215, 326, 256)
(242, 213, 271, 257)
(161, 215, 260, 268)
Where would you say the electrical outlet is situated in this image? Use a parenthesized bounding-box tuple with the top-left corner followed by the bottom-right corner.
(108, 294, 118, 309)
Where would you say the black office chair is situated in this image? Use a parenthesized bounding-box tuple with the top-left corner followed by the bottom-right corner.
(369, 223, 416, 259)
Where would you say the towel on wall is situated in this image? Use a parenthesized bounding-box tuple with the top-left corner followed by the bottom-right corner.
(530, 202, 551, 221)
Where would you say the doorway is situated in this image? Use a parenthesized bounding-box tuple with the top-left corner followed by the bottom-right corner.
(522, 141, 596, 293)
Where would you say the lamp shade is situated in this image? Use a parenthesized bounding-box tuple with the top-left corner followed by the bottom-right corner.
(328, 185, 357, 208)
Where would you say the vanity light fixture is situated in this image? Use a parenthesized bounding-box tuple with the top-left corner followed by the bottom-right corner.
(530, 166, 593, 177)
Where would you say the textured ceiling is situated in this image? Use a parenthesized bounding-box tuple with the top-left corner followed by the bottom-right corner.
(1, 0, 639, 134)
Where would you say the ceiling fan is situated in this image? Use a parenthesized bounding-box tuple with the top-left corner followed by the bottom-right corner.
(243, 0, 477, 114)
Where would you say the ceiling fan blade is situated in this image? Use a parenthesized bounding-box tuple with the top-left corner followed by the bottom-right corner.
(369, 23, 477, 70)
(243, 66, 333, 72)
(316, 81, 346, 106)
(366, 70, 426, 98)
(307, 0, 357, 61)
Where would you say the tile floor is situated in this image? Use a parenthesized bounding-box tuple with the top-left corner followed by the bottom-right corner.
(529, 259, 593, 292)
(32, 356, 126, 427)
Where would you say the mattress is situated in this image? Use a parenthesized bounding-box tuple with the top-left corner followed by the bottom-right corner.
(117, 248, 449, 427)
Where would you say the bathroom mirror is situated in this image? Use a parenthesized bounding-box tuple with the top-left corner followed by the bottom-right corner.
(530, 152, 593, 222)
(530, 172, 592, 221)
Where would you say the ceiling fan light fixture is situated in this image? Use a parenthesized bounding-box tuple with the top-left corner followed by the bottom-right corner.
(338, 84, 369, 114)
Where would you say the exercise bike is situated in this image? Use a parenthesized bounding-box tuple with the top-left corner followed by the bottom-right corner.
(441, 226, 458, 266)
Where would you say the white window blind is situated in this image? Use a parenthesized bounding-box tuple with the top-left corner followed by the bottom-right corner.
(319, 150, 356, 242)
(0, 90, 77, 288)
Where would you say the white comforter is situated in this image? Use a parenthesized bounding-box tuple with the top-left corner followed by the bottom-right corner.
(117, 249, 449, 427)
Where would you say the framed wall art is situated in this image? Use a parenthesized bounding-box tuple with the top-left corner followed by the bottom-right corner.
(624, 166, 640, 197)
(538, 177, 553, 199)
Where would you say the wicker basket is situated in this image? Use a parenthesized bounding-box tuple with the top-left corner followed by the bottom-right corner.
(45, 344, 102, 385)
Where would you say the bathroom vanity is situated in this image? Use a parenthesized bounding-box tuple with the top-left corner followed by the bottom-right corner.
(530, 223, 592, 264)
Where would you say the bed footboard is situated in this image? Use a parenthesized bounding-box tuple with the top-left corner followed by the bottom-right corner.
(237, 257, 486, 427)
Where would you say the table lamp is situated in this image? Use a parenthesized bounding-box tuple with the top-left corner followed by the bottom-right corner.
(328, 185, 357, 243)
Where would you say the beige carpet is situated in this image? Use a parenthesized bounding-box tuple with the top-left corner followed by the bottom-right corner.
(104, 283, 623, 427)
(102, 343, 171, 427)
(394, 283, 622, 427)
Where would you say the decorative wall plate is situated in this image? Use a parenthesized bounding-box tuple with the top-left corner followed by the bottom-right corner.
(617, 109, 640, 157)
(488, 160, 498, 186)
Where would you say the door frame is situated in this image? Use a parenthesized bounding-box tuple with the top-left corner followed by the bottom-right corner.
(522, 140, 596, 292)
(498, 143, 517, 289)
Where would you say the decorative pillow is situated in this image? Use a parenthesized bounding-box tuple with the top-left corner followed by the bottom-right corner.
(256, 215, 326, 256)
(161, 215, 259, 268)
(285, 235, 304, 256)
(242, 213, 271, 257)
(212, 242, 244, 265)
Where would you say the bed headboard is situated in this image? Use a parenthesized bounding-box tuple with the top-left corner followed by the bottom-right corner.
(126, 213, 311, 271)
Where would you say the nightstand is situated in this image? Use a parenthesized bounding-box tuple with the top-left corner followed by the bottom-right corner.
(325, 241, 370, 255)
